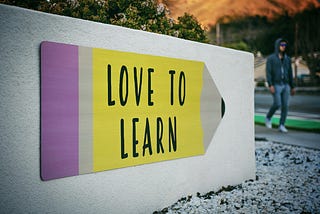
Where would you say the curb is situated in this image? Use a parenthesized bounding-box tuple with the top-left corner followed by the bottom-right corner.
(255, 86, 320, 95)
(254, 113, 320, 133)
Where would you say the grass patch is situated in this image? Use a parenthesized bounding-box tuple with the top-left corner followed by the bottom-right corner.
(255, 114, 320, 133)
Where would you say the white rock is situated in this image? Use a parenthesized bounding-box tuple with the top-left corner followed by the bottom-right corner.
(155, 141, 320, 213)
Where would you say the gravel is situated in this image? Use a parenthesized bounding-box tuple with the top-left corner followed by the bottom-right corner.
(154, 141, 320, 213)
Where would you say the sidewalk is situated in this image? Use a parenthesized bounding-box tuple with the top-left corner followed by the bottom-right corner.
(255, 117, 320, 150)
(255, 86, 320, 94)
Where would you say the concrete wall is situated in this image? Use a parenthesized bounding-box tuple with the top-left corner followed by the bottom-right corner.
(0, 4, 255, 213)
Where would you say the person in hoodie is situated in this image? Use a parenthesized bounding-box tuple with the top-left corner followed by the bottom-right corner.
(265, 38, 295, 133)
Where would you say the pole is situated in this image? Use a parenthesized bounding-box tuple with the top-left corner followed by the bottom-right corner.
(294, 22, 298, 86)
(216, 22, 220, 46)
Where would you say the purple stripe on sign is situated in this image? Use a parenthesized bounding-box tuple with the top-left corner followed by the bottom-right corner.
(41, 41, 79, 181)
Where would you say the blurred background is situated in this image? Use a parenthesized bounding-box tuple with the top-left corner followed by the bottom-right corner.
(1, 0, 319, 85)
(1, 0, 319, 87)
(1, 0, 319, 131)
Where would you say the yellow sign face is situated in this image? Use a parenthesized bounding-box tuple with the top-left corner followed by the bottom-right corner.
(41, 41, 223, 180)
(92, 48, 204, 171)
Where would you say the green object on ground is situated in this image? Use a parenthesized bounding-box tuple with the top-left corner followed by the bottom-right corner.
(255, 114, 320, 132)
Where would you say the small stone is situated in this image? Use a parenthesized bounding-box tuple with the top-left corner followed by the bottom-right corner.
(154, 141, 320, 213)
(234, 203, 241, 210)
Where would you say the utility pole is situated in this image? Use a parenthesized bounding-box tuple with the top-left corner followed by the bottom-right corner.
(216, 22, 220, 46)
(294, 22, 298, 86)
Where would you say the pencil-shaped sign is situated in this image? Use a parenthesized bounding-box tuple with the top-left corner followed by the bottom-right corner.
(41, 41, 224, 181)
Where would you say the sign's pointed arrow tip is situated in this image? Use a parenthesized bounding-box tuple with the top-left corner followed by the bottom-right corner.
(201, 64, 225, 152)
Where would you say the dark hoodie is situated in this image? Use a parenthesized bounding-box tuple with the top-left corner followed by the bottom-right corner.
(266, 38, 294, 88)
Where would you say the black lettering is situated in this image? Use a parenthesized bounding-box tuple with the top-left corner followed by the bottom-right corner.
(120, 119, 128, 159)
(132, 118, 139, 157)
(169, 70, 175, 105)
(169, 117, 177, 152)
(119, 65, 128, 106)
(107, 64, 115, 106)
(179, 71, 186, 105)
(143, 118, 153, 156)
(148, 68, 154, 106)
(134, 67, 143, 106)
(156, 117, 164, 154)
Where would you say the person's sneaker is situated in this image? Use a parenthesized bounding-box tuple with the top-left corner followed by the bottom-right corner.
(278, 125, 288, 133)
(265, 118, 272, 129)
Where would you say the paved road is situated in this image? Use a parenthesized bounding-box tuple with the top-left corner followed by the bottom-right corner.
(255, 93, 320, 119)
(255, 125, 320, 150)
(254, 92, 320, 150)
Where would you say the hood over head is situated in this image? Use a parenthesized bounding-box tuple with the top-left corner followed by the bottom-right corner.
(274, 38, 288, 54)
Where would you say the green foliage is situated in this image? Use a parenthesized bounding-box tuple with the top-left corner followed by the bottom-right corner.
(224, 41, 250, 52)
(209, 15, 295, 55)
(0, 0, 47, 10)
(209, 8, 319, 80)
(295, 8, 320, 76)
(0, 0, 209, 44)
(256, 14, 294, 56)
(209, 9, 319, 56)
(109, 1, 208, 43)
(175, 13, 209, 43)
(110, 0, 174, 35)
(38, 0, 108, 23)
